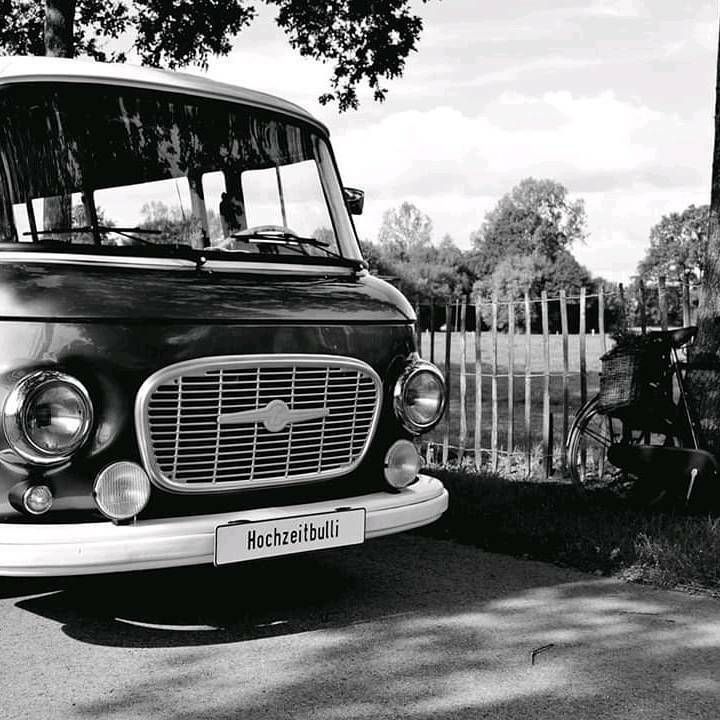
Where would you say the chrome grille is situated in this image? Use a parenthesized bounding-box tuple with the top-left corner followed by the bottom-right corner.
(135, 355, 382, 493)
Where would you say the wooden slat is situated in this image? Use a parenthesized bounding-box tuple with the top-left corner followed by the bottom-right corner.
(458, 298, 468, 463)
(491, 294, 499, 471)
(429, 296, 436, 363)
(580, 287, 587, 407)
(682, 274, 691, 327)
(474, 298, 482, 469)
(524, 292, 532, 477)
(639, 279, 647, 335)
(599, 286, 607, 354)
(541, 290, 550, 478)
(507, 297, 515, 468)
(580, 287, 588, 480)
(415, 296, 422, 357)
(658, 275, 668, 331)
(442, 298, 452, 465)
(560, 289, 569, 472)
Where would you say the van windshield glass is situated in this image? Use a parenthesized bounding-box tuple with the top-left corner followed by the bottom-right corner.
(0, 83, 356, 262)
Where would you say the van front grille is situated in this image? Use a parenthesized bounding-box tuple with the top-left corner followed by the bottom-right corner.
(135, 355, 382, 493)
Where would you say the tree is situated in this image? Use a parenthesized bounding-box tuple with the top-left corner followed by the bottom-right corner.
(470, 177, 586, 278)
(684, 20, 720, 455)
(377, 201, 433, 264)
(637, 204, 708, 281)
(0, 0, 431, 111)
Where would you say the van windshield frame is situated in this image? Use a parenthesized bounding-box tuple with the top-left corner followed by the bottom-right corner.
(0, 82, 362, 267)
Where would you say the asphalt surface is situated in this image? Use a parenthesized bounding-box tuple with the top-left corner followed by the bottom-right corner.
(2, 533, 720, 720)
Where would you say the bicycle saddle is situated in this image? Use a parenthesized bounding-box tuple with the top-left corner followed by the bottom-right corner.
(649, 325, 697, 348)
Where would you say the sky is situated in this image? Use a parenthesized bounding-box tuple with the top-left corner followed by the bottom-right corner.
(197, 1, 715, 281)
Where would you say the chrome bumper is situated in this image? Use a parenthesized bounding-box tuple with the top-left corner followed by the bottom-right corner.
(0, 475, 448, 576)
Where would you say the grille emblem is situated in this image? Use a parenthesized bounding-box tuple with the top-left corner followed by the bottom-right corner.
(218, 398, 330, 433)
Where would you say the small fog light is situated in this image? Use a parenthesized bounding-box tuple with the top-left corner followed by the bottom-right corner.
(94, 461, 151, 522)
(384, 440, 421, 489)
(23, 484, 53, 515)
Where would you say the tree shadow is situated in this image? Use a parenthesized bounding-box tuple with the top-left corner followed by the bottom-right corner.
(10, 535, 720, 719)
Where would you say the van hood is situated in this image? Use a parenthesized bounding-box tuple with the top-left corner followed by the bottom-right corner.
(0, 258, 414, 324)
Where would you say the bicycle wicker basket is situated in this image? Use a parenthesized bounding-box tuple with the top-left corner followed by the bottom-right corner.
(597, 334, 669, 415)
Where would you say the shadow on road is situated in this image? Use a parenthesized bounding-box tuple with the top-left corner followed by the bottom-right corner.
(11, 533, 562, 648)
(5, 534, 720, 719)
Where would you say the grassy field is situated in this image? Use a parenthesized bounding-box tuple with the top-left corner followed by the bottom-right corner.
(419, 331, 608, 470)
(423, 467, 720, 595)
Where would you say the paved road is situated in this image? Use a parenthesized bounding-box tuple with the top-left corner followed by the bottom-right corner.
(2, 533, 720, 720)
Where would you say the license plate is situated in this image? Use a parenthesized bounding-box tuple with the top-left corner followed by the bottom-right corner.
(214, 509, 366, 565)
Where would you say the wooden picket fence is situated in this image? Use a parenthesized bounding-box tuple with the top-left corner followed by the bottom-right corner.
(414, 279, 697, 477)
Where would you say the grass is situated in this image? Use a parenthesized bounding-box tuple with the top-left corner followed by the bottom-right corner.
(422, 466, 720, 596)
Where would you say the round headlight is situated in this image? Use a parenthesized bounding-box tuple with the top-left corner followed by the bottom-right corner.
(384, 440, 421, 489)
(394, 362, 446, 434)
(94, 461, 151, 522)
(2, 371, 93, 464)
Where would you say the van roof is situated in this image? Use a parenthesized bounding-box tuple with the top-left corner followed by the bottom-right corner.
(0, 55, 329, 136)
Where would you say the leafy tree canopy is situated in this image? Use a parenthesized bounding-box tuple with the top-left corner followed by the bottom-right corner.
(0, 0, 431, 111)
(637, 204, 709, 281)
(470, 177, 586, 278)
(377, 201, 434, 264)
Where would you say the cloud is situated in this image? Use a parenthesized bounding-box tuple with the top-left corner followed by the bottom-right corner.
(332, 90, 710, 273)
(333, 91, 706, 198)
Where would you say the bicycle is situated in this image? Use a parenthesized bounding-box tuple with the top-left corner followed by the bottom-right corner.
(566, 325, 719, 505)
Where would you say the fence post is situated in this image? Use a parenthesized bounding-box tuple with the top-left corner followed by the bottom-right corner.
(429, 296, 436, 364)
(458, 298, 468, 463)
(474, 298, 482, 469)
(619, 282, 626, 333)
(560, 289, 569, 473)
(599, 285, 607, 355)
(524, 292, 532, 477)
(580, 287, 587, 408)
(507, 297, 515, 469)
(639, 279, 647, 335)
(658, 275, 668, 331)
(541, 290, 550, 477)
(682, 273, 691, 327)
(415, 296, 422, 356)
(491, 294, 499, 471)
(442, 298, 452, 465)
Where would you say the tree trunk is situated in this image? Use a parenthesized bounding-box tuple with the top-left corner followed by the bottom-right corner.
(685, 16, 720, 453)
(43, 1, 76, 232)
(45, 0, 76, 58)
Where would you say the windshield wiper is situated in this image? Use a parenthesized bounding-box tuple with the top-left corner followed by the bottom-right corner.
(25, 225, 162, 245)
(23, 227, 207, 269)
(229, 229, 366, 270)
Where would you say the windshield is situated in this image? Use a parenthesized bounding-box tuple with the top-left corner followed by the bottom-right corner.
(0, 82, 360, 263)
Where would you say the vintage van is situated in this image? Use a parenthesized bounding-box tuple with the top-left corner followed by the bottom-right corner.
(0, 56, 448, 576)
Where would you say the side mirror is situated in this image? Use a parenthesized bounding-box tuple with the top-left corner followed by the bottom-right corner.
(343, 187, 364, 215)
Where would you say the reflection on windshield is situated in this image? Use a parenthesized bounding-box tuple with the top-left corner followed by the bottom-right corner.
(0, 83, 351, 261)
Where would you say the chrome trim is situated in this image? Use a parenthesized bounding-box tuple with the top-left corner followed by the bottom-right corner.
(393, 360, 447, 435)
(218, 399, 330, 432)
(0, 252, 197, 270)
(0, 252, 356, 276)
(203, 260, 354, 276)
(135, 355, 383, 494)
(2, 370, 94, 465)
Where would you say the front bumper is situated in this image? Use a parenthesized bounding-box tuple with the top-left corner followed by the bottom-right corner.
(0, 474, 448, 576)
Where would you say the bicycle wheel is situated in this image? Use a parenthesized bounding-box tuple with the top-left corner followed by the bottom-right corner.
(566, 394, 685, 503)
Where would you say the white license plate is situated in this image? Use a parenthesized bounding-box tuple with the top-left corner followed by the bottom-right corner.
(214, 509, 366, 565)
